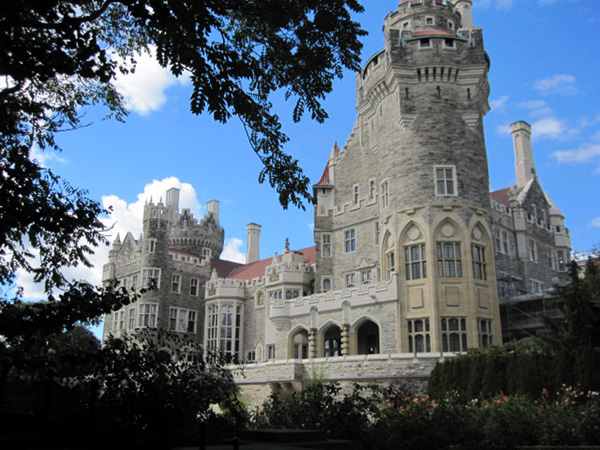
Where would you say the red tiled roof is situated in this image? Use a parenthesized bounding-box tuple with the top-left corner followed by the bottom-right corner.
(315, 161, 331, 187)
(412, 29, 456, 38)
(226, 246, 317, 281)
(211, 258, 244, 278)
(490, 187, 513, 207)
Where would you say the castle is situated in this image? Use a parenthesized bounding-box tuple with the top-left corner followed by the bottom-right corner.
(102, 0, 571, 402)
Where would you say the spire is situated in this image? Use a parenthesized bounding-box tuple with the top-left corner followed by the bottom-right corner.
(511, 121, 537, 189)
(112, 233, 122, 246)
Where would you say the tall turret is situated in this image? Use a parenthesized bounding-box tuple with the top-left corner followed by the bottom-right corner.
(511, 121, 536, 189)
(314, 0, 501, 354)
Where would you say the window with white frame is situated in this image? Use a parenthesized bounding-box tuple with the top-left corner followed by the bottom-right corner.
(386, 250, 396, 280)
(362, 270, 372, 284)
(346, 272, 356, 288)
(425, 17, 434, 25)
(202, 248, 212, 259)
(345, 229, 356, 253)
(189, 277, 199, 296)
(441, 317, 467, 352)
(369, 179, 376, 200)
(405, 244, 427, 280)
(530, 279, 543, 294)
(322, 277, 332, 292)
(434, 166, 457, 196)
(494, 229, 501, 252)
(128, 307, 136, 329)
(131, 274, 139, 290)
(437, 242, 463, 277)
(169, 307, 197, 333)
(420, 38, 431, 48)
(472, 245, 487, 280)
(353, 184, 360, 205)
(148, 239, 156, 254)
(267, 344, 276, 360)
(557, 250, 566, 271)
(408, 319, 431, 353)
(322, 234, 331, 257)
(171, 274, 181, 293)
(528, 239, 537, 262)
(142, 268, 161, 288)
(205, 302, 243, 362)
(138, 303, 158, 327)
(381, 181, 389, 207)
(478, 319, 493, 348)
(502, 231, 509, 255)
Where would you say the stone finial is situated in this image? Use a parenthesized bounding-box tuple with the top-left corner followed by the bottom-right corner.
(284, 238, 290, 252)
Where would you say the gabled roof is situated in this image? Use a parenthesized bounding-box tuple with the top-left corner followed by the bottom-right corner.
(210, 259, 244, 278)
(226, 246, 316, 281)
(490, 187, 512, 207)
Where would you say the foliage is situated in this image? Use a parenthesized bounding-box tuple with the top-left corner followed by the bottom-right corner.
(253, 381, 600, 450)
(89, 330, 240, 447)
(1, 0, 366, 209)
(1, 328, 241, 448)
(539, 259, 600, 352)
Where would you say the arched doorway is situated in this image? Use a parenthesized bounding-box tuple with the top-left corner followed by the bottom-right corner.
(356, 320, 380, 354)
(291, 329, 309, 359)
(323, 325, 342, 357)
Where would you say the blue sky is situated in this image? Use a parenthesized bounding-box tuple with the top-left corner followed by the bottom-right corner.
(20, 0, 599, 307)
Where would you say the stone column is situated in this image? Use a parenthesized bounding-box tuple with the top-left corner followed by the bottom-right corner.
(308, 328, 318, 358)
(341, 323, 351, 356)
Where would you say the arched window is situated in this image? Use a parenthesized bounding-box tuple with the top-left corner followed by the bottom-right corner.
(356, 321, 380, 355)
(323, 325, 342, 357)
(291, 329, 309, 359)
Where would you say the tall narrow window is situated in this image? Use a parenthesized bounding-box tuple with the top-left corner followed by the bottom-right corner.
(375, 222, 380, 245)
(434, 166, 457, 196)
(345, 229, 356, 253)
(405, 244, 427, 280)
(528, 240, 537, 262)
(386, 251, 396, 280)
(437, 243, 462, 277)
(408, 319, 431, 353)
(472, 245, 487, 280)
(206, 302, 243, 362)
(322, 234, 331, 257)
(171, 274, 181, 293)
(322, 278, 332, 292)
(442, 318, 468, 352)
(128, 308, 136, 329)
(148, 239, 156, 254)
(189, 277, 199, 296)
(502, 231, 509, 255)
(369, 179, 376, 200)
(346, 273, 356, 287)
(478, 319, 493, 348)
(353, 184, 360, 205)
(381, 181, 389, 208)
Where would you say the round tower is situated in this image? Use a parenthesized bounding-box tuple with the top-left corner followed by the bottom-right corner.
(314, 0, 501, 354)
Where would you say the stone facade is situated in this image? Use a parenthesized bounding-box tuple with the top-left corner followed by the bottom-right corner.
(102, 0, 571, 403)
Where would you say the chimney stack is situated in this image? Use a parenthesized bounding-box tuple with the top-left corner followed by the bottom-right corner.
(510, 121, 536, 188)
(206, 200, 220, 225)
(246, 223, 261, 264)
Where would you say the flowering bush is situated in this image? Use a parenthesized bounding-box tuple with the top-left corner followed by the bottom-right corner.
(253, 382, 600, 450)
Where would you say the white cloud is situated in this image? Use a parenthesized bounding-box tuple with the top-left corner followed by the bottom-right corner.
(490, 95, 509, 112)
(551, 143, 600, 164)
(30, 146, 67, 167)
(591, 217, 600, 229)
(221, 238, 246, 263)
(495, 123, 512, 137)
(533, 74, 578, 95)
(518, 100, 547, 110)
(14, 177, 203, 299)
(531, 117, 569, 141)
(113, 46, 187, 115)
